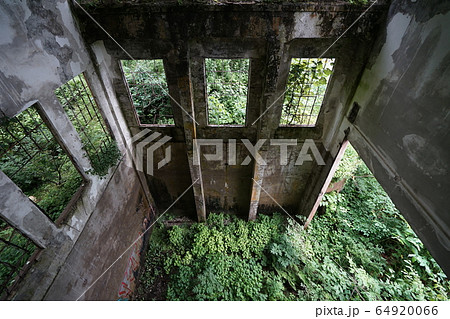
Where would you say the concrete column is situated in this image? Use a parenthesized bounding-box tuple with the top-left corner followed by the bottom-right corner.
(169, 57, 207, 222)
(248, 39, 289, 220)
(83, 51, 157, 209)
(190, 56, 208, 128)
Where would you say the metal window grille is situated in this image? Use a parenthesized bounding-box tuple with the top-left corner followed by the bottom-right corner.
(0, 217, 39, 300)
(281, 58, 335, 127)
(206, 58, 249, 126)
(55, 73, 117, 169)
(120, 60, 174, 125)
(0, 105, 83, 221)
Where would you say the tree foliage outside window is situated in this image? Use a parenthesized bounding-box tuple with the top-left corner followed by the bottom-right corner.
(55, 74, 120, 176)
(0, 218, 37, 299)
(281, 58, 335, 126)
(206, 58, 249, 125)
(0, 106, 83, 221)
(121, 60, 174, 125)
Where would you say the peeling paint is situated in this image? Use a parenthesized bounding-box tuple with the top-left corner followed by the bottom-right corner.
(0, 10, 16, 45)
(292, 12, 323, 38)
(354, 13, 412, 106)
(55, 35, 70, 47)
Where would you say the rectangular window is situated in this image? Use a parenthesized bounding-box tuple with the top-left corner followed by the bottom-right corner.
(280, 58, 335, 127)
(0, 105, 84, 221)
(55, 74, 120, 176)
(0, 217, 38, 300)
(206, 58, 249, 126)
(120, 60, 174, 125)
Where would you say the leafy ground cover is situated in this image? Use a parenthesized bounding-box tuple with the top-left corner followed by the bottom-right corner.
(135, 146, 449, 301)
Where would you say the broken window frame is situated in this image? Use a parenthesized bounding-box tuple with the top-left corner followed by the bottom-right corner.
(280, 57, 335, 127)
(205, 58, 250, 127)
(120, 59, 175, 127)
(0, 103, 87, 224)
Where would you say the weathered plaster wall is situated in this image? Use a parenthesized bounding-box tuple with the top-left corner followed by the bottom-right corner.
(0, 0, 153, 300)
(43, 161, 152, 301)
(341, 0, 450, 274)
(0, 0, 90, 116)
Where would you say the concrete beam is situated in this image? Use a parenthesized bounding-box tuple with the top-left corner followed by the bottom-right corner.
(0, 171, 59, 248)
(248, 158, 266, 221)
(38, 100, 92, 179)
(304, 140, 348, 229)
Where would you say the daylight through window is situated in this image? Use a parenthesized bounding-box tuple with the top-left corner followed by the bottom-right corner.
(55, 74, 119, 176)
(280, 58, 335, 126)
(121, 60, 174, 125)
(0, 105, 83, 221)
(206, 58, 249, 126)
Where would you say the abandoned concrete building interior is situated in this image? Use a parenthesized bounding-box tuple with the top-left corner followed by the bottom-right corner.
(0, 0, 449, 301)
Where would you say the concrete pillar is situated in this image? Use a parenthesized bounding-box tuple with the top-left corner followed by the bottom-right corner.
(248, 38, 289, 220)
(168, 56, 207, 222)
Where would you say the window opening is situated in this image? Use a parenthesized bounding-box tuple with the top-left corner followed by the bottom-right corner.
(121, 60, 174, 125)
(206, 58, 249, 126)
(55, 73, 120, 176)
(280, 58, 335, 126)
(0, 105, 83, 221)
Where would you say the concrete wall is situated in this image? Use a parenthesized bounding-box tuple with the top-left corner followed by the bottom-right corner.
(0, 0, 153, 300)
(339, 0, 450, 274)
(75, 1, 387, 221)
(43, 161, 153, 300)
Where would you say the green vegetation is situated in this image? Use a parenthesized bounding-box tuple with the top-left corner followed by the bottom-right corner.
(55, 74, 121, 176)
(0, 218, 37, 296)
(206, 59, 249, 125)
(121, 60, 174, 125)
(281, 58, 335, 126)
(121, 58, 250, 126)
(0, 108, 79, 295)
(0, 107, 83, 221)
(136, 145, 449, 301)
(121, 58, 335, 127)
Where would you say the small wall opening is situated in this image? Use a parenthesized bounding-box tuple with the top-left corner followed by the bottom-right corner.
(0, 105, 84, 221)
(120, 60, 174, 126)
(55, 73, 120, 176)
(205, 58, 249, 126)
(280, 58, 335, 127)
